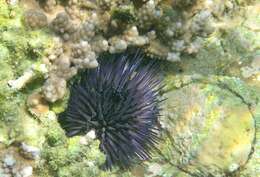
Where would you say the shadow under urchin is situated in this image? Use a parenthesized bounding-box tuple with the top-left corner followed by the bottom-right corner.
(58, 50, 163, 169)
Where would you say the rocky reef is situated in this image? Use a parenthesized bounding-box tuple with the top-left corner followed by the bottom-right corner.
(14, 0, 253, 103)
(0, 0, 259, 176)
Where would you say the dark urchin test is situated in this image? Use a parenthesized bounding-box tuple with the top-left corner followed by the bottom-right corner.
(58, 50, 163, 169)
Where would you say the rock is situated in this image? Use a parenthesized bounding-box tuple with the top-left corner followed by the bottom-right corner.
(160, 78, 255, 176)
(0, 167, 5, 176)
(27, 92, 49, 117)
(147, 163, 162, 176)
(241, 55, 260, 79)
(3, 154, 16, 167)
(19, 166, 33, 177)
(20, 143, 40, 160)
(86, 130, 96, 139)
(79, 130, 96, 145)
(8, 69, 35, 90)
(6, 0, 18, 5)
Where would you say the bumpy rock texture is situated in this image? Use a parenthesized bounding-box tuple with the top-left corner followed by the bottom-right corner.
(0, 0, 259, 177)
(19, 0, 255, 103)
(159, 76, 256, 177)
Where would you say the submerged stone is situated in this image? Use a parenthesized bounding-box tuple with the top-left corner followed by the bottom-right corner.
(160, 78, 255, 176)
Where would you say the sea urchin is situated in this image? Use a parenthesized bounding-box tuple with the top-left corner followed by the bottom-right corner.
(58, 51, 162, 169)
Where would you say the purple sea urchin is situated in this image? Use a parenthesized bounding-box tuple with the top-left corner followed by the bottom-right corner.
(58, 51, 162, 169)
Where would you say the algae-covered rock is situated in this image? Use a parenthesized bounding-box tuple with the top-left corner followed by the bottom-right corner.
(159, 76, 256, 176)
(0, 1, 53, 176)
(0, 0, 51, 146)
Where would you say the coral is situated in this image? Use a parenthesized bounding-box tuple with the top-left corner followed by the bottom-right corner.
(43, 75, 67, 102)
(136, 0, 162, 30)
(108, 26, 149, 53)
(51, 12, 77, 41)
(58, 52, 162, 169)
(123, 26, 149, 46)
(108, 37, 128, 53)
(70, 40, 98, 68)
(23, 9, 48, 29)
(22, 0, 248, 102)
(13, 0, 252, 103)
(166, 52, 181, 62)
(190, 10, 214, 37)
(71, 16, 98, 41)
(90, 36, 109, 53)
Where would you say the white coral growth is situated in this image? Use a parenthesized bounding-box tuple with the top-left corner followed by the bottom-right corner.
(71, 40, 98, 68)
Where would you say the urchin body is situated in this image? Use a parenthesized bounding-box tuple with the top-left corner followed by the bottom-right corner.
(58, 52, 162, 169)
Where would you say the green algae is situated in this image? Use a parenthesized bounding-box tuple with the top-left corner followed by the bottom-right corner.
(111, 7, 136, 24)
(0, 0, 51, 147)
(37, 136, 107, 177)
